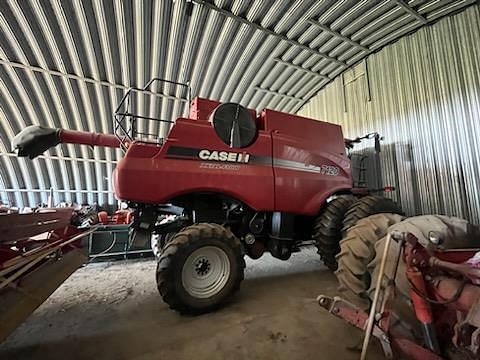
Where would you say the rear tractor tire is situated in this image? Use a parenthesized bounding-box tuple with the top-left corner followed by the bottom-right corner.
(156, 223, 245, 314)
(367, 214, 480, 303)
(342, 195, 403, 234)
(335, 213, 404, 309)
(337, 214, 478, 326)
(313, 195, 355, 271)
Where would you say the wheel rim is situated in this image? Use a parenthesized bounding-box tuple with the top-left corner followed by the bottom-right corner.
(181, 246, 230, 299)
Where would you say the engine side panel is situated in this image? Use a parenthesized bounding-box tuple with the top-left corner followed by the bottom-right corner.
(114, 107, 353, 216)
(263, 110, 352, 215)
(114, 119, 275, 210)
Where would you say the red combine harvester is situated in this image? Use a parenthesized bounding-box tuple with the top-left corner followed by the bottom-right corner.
(319, 230, 480, 359)
(0, 208, 95, 342)
(13, 79, 401, 314)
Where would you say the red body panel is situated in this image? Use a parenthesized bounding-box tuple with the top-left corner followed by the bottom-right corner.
(113, 99, 353, 216)
(189, 98, 221, 120)
(114, 119, 275, 211)
(263, 109, 351, 214)
(189, 97, 257, 123)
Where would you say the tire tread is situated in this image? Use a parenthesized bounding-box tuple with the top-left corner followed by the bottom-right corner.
(156, 223, 245, 314)
(313, 195, 355, 270)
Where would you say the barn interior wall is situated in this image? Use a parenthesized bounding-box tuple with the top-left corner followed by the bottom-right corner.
(299, 5, 480, 223)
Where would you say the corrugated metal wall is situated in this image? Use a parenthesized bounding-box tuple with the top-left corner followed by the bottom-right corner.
(299, 5, 480, 223)
(2, 0, 477, 209)
(1, 0, 475, 209)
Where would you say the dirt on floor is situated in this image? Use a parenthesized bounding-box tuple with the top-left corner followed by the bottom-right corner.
(0, 247, 385, 360)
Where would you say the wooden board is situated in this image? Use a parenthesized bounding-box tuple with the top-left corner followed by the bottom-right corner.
(0, 248, 87, 343)
(0, 208, 73, 243)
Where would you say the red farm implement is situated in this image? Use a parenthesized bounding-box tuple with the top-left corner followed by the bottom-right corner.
(319, 230, 480, 359)
(0, 208, 94, 342)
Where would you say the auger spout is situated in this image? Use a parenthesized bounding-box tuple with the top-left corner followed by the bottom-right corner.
(12, 125, 120, 159)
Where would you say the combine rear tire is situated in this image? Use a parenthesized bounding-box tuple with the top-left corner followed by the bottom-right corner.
(313, 195, 355, 271)
(335, 213, 404, 308)
(342, 195, 402, 234)
(156, 223, 245, 314)
(151, 233, 162, 259)
(151, 232, 175, 259)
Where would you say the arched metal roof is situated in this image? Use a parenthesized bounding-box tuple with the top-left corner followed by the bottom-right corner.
(0, 0, 475, 208)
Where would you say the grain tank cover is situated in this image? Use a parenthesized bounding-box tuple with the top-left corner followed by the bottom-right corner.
(210, 103, 257, 148)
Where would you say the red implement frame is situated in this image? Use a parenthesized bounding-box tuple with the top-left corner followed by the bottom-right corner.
(318, 295, 442, 360)
(318, 231, 480, 359)
(0, 209, 95, 343)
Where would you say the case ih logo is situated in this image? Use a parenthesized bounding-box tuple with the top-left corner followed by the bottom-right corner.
(166, 146, 251, 164)
(166, 146, 340, 176)
(198, 149, 250, 163)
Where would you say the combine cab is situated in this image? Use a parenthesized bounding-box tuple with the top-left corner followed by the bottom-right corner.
(13, 79, 401, 314)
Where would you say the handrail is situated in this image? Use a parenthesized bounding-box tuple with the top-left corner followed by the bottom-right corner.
(113, 78, 191, 152)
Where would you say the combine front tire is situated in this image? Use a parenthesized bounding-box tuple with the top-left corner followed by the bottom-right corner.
(342, 195, 402, 234)
(156, 223, 245, 314)
(313, 195, 355, 271)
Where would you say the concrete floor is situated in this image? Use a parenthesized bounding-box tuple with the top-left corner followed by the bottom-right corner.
(0, 247, 384, 360)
